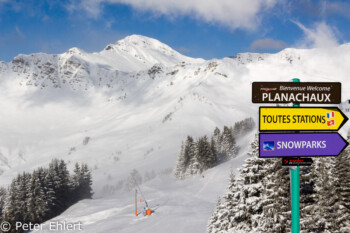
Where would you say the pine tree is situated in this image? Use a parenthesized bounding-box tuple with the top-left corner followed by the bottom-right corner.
(330, 142, 350, 232)
(48, 159, 63, 212)
(58, 159, 71, 206)
(174, 142, 187, 179)
(210, 137, 218, 159)
(183, 136, 197, 177)
(207, 135, 266, 232)
(26, 168, 50, 223)
(236, 156, 270, 231)
(80, 164, 93, 199)
(212, 127, 222, 159)
(16, 173, 29, 223)
(47, 159, 71, 213)
(207, 171, 243, 233)
(300, 148, 350, 232)
(174, 136, 197, 179)
(221, 171, 242, 231)
(43, 168, 57, 219)
(232, 121, 243, 137)
(20, 172, 31, 224)
(334, 141, 350, 211)
(3, 175, 24, 233)
(258, 159, 290, 233)
(207, 197, 222, 233)
(232, 117, 255, 137)
(221, 126, 236, 161)
(298, 158, 321, 232)
(70, 163, 82, 203)
(0, 187, 6, 222)
(197, 136, 217, 171)
(187, 149, 201, 176)
(247, 134, 259, 158)
(312, 158, 334, 232)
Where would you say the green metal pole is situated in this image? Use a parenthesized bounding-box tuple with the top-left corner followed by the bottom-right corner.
(290, 78, 300, 233)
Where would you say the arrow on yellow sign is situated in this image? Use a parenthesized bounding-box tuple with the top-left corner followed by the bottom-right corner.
(259, 107, 348, 131)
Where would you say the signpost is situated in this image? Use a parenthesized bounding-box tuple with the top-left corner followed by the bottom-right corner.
(260, 107, 348, 131)
(290, 78, 300, 233)
(252, 82, 341, 104)
(252, 79, 348, 233)
(259, 133, 348, 157)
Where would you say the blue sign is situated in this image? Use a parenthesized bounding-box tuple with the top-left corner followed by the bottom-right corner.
(259, 133, 348, 157)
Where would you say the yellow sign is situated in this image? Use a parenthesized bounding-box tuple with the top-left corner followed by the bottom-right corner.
(260, 107, 348, 131)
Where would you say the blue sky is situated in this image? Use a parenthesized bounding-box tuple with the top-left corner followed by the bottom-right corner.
(1, 0, 350, 62)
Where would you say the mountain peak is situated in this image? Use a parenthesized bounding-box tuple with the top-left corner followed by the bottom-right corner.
(64, 47, 86, 56)
(103, 34, 175, 54)
(101, 34, 203, 70)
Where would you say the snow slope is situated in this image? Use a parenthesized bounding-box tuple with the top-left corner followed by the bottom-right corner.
(1, 35, 350, 232)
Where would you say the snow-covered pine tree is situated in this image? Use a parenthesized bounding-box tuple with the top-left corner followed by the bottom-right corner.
(26, 168, 49, 224)
(247, 134, 259, 158)
(26, 171, 37, 223)
(334, 138, 350, 209)
(210, 136, 218, 158)
(222, 171, 240, 230)
(58, 159, 71, 206)
(80, 164, 93, 199)
(207, 197, 223, 233)
(174, 136, 197, 179)
(42, 167, 56, 219)
(174, 142, 186, 179)
(71, 163, 82, 203)
(16, 173, 29, 223)
(307, 156, 350, 232)
(182, 136, 199, 177)
(236, 154, 271, 231)
(232, 121, 243, 137)
(197, 135, 217, 171)
(2, 175, 25, 232)
(298, 158, 322, 232)
(19, 172, 31, 224)
(207, 171, 243, 233)
(212, 127, 222, 159)
(232, 117, 255, 137)
(186, 145, 201, 176)
(330, 140, 350, 232)
(300, 148, 350, 233)
(207, 134, 272, 232)
(220, 126, 236, 161)
(0, 187, 6, 222)
(258, 158, 290, 233)
(309, 158, 334, 232)
(47, 159, 70, 214)
(242, 117, 255, 134)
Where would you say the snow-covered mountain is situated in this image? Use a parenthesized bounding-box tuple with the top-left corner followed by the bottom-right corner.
(1, 35, 350, 233)
(0, 35, 203, 91)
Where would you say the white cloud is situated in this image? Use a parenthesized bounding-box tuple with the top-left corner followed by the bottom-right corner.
(250, 38, 288, 51)
(323, 1, 350, 19)
(71, 0, 280, 30)
(293, 21, 339, 48)
(65, 0, 102, 18)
